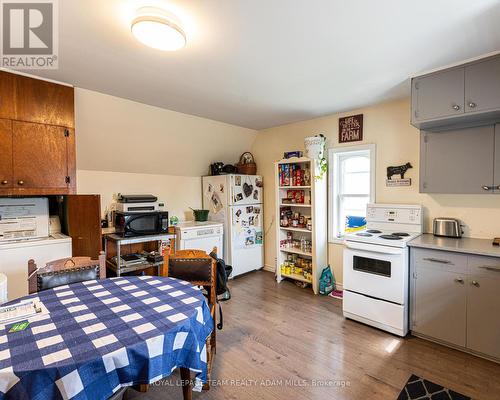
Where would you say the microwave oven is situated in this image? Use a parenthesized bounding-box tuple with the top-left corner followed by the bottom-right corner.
(114, 211, 169, 237)
(0, 197, 49, 242)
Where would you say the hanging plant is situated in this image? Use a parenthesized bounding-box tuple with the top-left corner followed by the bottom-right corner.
(304, 134, 327, 180)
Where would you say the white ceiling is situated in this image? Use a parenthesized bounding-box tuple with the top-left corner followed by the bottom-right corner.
(33, 0, 500, 129)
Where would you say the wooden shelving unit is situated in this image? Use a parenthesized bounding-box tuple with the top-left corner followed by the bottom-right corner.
(275, 157, 327, 294)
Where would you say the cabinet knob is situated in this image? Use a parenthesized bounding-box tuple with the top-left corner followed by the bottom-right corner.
(1, 180, 7, 185)
(452, 104, 460, 111)
(454, 278, 464, 284)
(468, 102, 477, 108)
(17, 180, 24, 186)
(482, 185, 494, 191)
(471, 280, 480, 287)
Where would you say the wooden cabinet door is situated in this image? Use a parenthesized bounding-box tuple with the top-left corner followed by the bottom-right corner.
(12, 121, 70, 190)
(14, 74, 74, 128)
(0, 119, 13, 189)
(412, 68, 464, 122)
(63, 195, 102, 259)
(465, 56, 500, 113)
(414, 264, 467, 347)
(467, 256, 500, 359)
(0, 71, 16, 119)
(420, 126, 495, 194)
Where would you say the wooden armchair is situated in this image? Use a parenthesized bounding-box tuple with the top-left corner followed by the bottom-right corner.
(28, 252, 106, 294)
(162, 248, 217, 392)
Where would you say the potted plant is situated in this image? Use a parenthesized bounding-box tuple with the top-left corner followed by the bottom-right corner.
(304, 134, 327, 180)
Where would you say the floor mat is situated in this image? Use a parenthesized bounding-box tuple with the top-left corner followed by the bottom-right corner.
(397, 374, 471, 400)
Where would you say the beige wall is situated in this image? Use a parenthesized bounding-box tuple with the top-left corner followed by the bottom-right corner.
(76, 170, 202, 221)
(74, 88, 257, 218)
(252, 98, 500, 286)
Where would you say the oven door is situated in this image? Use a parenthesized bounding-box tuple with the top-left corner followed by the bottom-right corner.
(343, 241, 408, 304)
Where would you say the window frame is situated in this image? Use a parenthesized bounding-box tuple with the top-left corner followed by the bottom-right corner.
(328, 144, 376, 243)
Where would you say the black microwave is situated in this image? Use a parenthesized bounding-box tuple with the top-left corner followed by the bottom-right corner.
(114, 211, 169, 237)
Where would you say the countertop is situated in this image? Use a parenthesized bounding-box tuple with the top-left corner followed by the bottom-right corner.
(408, 234, 500, 258)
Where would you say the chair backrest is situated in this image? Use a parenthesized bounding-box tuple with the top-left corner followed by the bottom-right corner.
(28, 252, 106, 294)
(163, 247, 217, 306)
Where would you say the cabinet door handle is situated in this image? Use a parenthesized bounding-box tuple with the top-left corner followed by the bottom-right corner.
(423, 257, 452, 264)
(17, 180, 24, 186)
(497, 186, 500, 191)
(454, 278, 464, 284)
(482, 185, 494, 191)
(471, 280, 480, 287)
(468, 102, 477, 108)
(478, 265, 500, 272)
(452, 104, 460, 111)
(1, 180, 7, 185)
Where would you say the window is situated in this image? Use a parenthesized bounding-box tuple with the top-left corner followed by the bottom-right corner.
(328, 144, 375, 241)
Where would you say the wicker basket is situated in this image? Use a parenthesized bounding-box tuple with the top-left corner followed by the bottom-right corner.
(236, 152, 257, 175)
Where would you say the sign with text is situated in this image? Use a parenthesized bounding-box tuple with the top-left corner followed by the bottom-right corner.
(339, 114, 363, 143)
(1, 0, 58, 69)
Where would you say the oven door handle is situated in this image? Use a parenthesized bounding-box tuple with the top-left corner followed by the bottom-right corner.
(344, 241, 405, 255)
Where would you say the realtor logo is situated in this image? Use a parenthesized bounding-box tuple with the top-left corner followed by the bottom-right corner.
(1, 0, 58, 69)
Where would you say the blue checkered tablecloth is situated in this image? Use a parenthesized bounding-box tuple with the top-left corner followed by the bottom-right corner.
(0, 276, 214, 400)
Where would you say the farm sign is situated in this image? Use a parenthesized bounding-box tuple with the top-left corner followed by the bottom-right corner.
(339, 114, 363, 143)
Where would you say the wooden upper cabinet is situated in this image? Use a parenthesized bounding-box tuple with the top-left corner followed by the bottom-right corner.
(0, 119, 13, 190)
(0, 72, 16, 120)
(0, 71, 76, 195)
(465, 57, 500, 114)
(14, 74, 74, 128)
(12, 121, 75, 193)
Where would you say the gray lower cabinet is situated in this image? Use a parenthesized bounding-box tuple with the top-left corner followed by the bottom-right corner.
(411, 248, 500, 361)
(467, 256, 500, 359)
(413, 265, 467, 347)
(420, 125, 495, 194)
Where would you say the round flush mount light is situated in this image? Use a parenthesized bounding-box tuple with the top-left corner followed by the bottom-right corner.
(131, 7, 186, 51)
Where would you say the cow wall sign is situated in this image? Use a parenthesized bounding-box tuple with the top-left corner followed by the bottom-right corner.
(386, 162, 413, 187)
(339, 114, 363, 143)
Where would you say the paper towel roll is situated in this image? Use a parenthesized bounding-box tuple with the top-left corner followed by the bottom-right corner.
(0, 273, 7, 305)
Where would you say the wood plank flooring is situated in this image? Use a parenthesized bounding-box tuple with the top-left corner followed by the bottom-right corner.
(128, 270, 500, 400)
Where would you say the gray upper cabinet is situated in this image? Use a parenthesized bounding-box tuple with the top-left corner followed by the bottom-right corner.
(412, 68, 464, 123)
(411, 53, 500, 130)
(465, 57, 500, 114)
(495, 124, 500, 192)
(420, 125, 495, 194)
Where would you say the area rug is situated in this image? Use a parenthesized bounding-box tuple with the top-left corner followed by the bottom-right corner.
(397, 374, 471, 400)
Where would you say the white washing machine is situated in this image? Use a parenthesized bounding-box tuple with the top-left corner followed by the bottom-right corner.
(175, 221, 224, 256)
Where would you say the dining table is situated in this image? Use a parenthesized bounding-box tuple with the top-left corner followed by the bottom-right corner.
(0, 275, 214, 400)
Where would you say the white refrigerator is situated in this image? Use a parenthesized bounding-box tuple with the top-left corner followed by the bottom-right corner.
(202, 174, 263, 277)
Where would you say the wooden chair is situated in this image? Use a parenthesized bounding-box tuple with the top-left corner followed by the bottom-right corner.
(162, 247, 217, 393)
(28, 252, 106, 294)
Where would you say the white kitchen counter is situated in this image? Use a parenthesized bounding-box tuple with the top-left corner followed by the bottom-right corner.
(408, 234, 500, 258)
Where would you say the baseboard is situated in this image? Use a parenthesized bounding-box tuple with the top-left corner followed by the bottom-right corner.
(263, 264, 275, 273)
(335, 282, 343, 291)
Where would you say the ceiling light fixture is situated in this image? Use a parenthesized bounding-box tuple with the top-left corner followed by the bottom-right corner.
(131, 7, 186, 51)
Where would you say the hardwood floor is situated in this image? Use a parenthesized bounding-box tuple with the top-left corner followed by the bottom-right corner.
(128, 270, 500, 400)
